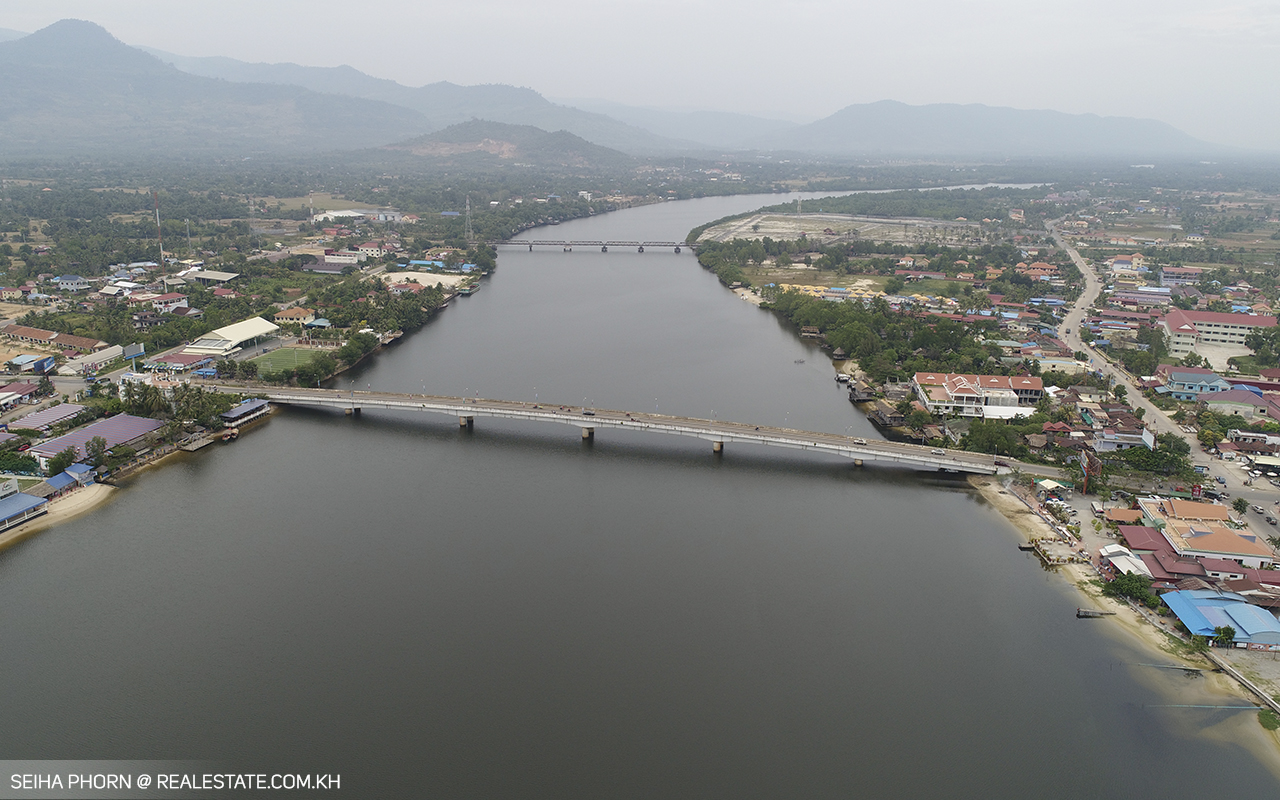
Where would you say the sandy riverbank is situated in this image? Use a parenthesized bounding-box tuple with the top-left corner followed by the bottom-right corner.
(969, 474, 1280, 767)
(0, 483, 117, 552)
(382, 271, 473, 289)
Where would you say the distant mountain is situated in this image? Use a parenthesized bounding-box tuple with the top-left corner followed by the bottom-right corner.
(559, 99, 801, 150)
(384, 120, 633, 170)
(753, 100, 1216, 158)
(0, 20, 430, 158)
(0, 28, 26, 42)
(141, 47, 690, 156)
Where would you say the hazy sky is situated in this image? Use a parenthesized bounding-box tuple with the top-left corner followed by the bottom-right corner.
(3, 0, 1277, 149)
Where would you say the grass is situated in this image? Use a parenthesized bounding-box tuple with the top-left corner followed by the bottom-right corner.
(250, 347, 318, 372)
(1260, 709, 1280, 731)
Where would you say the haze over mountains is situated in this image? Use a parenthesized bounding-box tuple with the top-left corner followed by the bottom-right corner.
(0, 19, 1227, 161)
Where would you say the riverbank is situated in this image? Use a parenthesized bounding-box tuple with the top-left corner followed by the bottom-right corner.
(970, 473, 1280, 765)
(0, 482, 116, 552)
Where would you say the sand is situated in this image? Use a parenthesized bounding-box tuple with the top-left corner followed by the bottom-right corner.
(382, 272, 472, 289)
(0, 483, 116, 552)
(970, 474, 1280, 769)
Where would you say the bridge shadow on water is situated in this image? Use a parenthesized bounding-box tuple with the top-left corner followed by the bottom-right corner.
(279, 403, 975, 492)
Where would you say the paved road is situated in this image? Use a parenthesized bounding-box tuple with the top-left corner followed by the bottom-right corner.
(1048, 223, 1280, 536)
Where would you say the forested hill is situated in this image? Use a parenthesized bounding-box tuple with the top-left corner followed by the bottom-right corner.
(0, 20, 430, 157)
(384, 121, 634, 170)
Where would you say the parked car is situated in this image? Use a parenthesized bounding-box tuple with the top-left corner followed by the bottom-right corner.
(852, 438, 867, 445)
(1216, 476, 1227, 485)
(931, 449, 945, 455)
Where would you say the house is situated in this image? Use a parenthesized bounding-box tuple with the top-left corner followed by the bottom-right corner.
(212, 287, 239, 299)
(1093, 428, 1155, 452)
(1158, 266, 1204, 287)
(132, 312, 164, 330)
(170, 306, 204, 320)
(185, 270, 239, 287)
(273, 308, 316, 326)
(55, 275, 89, 292)
(389, 283, 424, 296)
(150, 293, 188, 313)
(0, 479, 47, 533)
(0, 287, 22, 301)
(358, 242, 388, 259)
(1155, 365, 1233, 401)
(1199, 388, 1280, 421)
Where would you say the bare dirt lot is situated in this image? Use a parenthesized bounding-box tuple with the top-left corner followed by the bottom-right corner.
(698, 212, 984, 248)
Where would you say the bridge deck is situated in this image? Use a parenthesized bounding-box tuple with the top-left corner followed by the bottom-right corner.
(237, 386, 997, 474)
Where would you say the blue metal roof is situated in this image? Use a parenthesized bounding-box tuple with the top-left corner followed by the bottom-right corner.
(1163, 590, 1280, 643)
(221, 399, 270, 422)
(65, 463, 93, 476)
(45, 472, 76, 491)
(0, 492, 47, 521)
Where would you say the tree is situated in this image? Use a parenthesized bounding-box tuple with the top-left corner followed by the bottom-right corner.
(1181, 352, 1206, 368)
(1157, 433, 1190, 456)
(1233, 497, 1250, 515)
(1199, 427, 1222, 448)
(1213, 625, 1237, 648)
(46, 445, 80, 476)
(84, 435, 108, 467)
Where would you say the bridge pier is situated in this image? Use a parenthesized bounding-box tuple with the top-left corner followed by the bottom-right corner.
(854, 458, 863, 467)
(637, 245, 644, 253)
(601, 245, 608, 252)
(563, 245, 571, 252)
(459, 415, 473, 428)
(345, 407, 360, 416)
(674, 245, 681, 253)
(528, 243, 533, 251)
(712, 441, 723, 453)
(581, 427, 594, 440)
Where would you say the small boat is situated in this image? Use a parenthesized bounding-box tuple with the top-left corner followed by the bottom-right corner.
(794, 359, 805, 364)
(221, 427, 240, 442)
(1017, 543, 1036, 552)
(1076, 608, 1115, 618)
(835, 374, 850, 383)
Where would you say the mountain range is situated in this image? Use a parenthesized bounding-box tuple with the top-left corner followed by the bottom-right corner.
(0, 19, 1226, 161)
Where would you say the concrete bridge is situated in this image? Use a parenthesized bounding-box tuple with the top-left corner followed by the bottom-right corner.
(231, 386, 999, 474)
(498, 240, 693, 253)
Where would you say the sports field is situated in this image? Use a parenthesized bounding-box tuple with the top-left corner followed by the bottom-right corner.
(249, 347, 318, 372)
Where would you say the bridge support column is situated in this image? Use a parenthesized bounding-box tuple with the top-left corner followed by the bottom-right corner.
(712, 441, 723, 453)
(346, 407, 360, 416)
(528, 244, 533, 251)
(853, 458, 863, 467)
(674, 245, 681, 253)
(638, 245, 644, 253)
(459, 415, 473, 428)
(601, 245, 608, 252)
(581, 427, 594, 440)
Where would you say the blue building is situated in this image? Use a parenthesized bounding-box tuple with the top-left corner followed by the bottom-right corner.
(1162, 589, 1280, 650)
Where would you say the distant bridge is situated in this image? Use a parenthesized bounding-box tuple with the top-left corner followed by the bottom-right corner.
(498, 240, 694, 253)
(227, 386, 998, 474)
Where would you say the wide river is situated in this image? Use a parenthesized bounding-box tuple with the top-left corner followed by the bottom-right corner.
(2, 193, 1278, 797)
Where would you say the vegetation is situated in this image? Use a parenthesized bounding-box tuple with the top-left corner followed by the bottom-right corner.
(1101, 572, 1160, 609)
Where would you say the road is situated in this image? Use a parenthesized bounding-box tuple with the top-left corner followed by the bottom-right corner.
(1048, 223, 1280, 534)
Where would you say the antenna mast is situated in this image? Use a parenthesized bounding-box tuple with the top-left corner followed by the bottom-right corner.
(153, 191, 165, 264)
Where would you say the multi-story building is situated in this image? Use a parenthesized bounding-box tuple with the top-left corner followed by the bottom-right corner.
(912, 372, 1044, 419)
(1158, 308, 1277, 359)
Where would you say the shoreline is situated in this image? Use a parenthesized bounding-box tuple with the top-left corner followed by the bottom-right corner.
(0, 482, 117, 552)
(969, 474, 1280, 768)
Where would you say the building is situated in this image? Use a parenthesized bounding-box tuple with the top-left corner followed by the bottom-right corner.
(150, 293, 189, 313)
(1158, 266, 1205, 287)
(220, 399, 271, 425)
(912, 372, 1044, 419)
(12, 403, 86, 431)
(1092, 428, 1156, 452)
(273, 308, 316, 326)
(55, 275, 89, 292)
(0, 478, 47, 533)
(1154, 365, 1232, 401)
(27, 414, 165, 472)
(185, 270, 240, 287)
(185, 317, 280, 357)
(1162, 590, 1280, 650)
(1199, 388, 1280, 421)
(1158, 308, 1277, 360)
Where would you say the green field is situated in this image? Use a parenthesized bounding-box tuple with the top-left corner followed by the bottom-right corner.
(250, 347, 318, 372)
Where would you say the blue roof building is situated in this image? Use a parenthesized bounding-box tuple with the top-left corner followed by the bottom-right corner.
(0, 492, 48, 532)
(220, 399, 271, 424)
(1163, 589, 1280, 649)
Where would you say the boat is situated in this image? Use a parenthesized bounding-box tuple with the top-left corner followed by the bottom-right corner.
(458, 283, 480, 296)
(834, 374, 850, 383)
(221, 427, 240, 442)
(1017, 543, 1036, 552)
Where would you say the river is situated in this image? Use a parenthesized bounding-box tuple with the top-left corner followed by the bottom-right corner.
(1, 193, 1277, 798)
